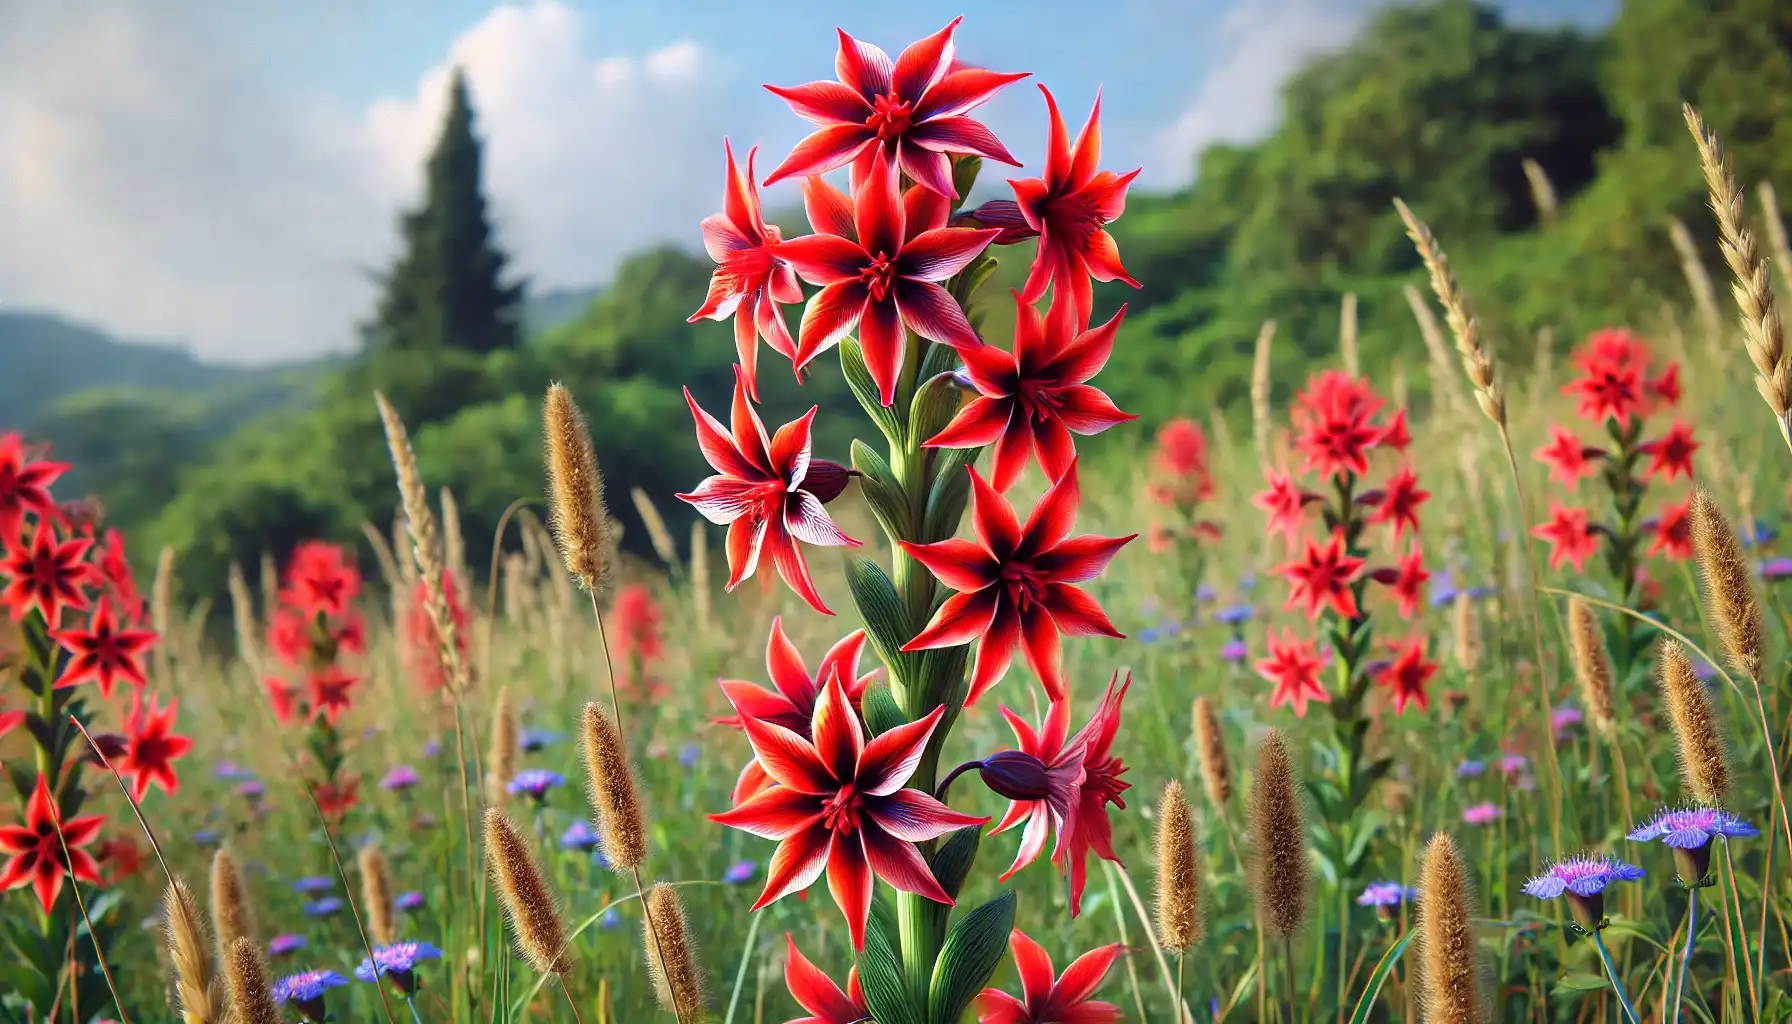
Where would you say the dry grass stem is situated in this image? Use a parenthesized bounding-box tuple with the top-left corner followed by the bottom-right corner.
(690, 519, 712, 631)
(1394, 198, 1505, 427)
(225, 561, 261, 679)
(1192, 697, 1231, 808)
(1521, 157, 1557, 222)
(1760, 180, 1792, 300)
(358, 843, 396, 946)
(631, 486, 680, 570)
(488, 685, 519, 805)
(1339, 292, 1359, 377)
(1669, 216, 1725, 344)
(485, 809, 573, 974)
(208, 848, 255, 962)
(1250, 320, 1276, 462)
(1418, 833, 1485, 1023)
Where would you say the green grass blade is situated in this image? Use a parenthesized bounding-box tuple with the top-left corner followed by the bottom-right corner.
(1346, 930, 1414, 1024)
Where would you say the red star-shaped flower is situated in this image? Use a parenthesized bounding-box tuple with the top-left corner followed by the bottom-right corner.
(1377, 638, 1436, 715)
(1, 522, 93, 625)
(118, 692, 192, 802)
(976, 929, 1124, 1024)
(925, 293, 1135, 491)
(1055, 671, 1131, 916)
(1563, 328, 1650, 426)
(1648, 361, 1682, 408)
(899, 461, 1134, 705)
(689, 141, 803, 401)
(711, 675, 988, 950)
(1275, 529, 1365, 620)
(1377, 408, 1412, 452)
(50, 599, 159, 697)
(96, 834, 144, 886)
(1006, 86, 1141, 329)
(1638, 421, 1699, 482)
(1380, 546, 1430, 620)
(762, 18, 1027, 197)
(306, 666, 360, 725)
(1253, 469, 1320, 549)
(1532, 425, 1604, 489)
(779, 157, 999, 405)
(719, 618, 876, 805)
(0, 433, 67, 548)
(782, 935, 867, 1024)
(1292, 370, 1385, 479)
(93, 528, 144, 624)
(1532, 501, 1600, 571)
(264, 677, 298, 725)
(1649, 497, 1694, 560)
(1256, 630, 1331, 717)
(281, 541, 360, 620)
(0, 776, 104, 913)
(678, 366, 858, 615)
(990, 698, 1086, 883)
(1367, 466, 1429, 542)
(312, 776, 360, 820)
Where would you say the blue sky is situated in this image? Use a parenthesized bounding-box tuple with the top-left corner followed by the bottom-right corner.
(0, 0, 1615, 363)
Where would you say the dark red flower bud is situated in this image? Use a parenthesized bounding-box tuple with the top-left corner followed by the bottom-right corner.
(1367, 567, 1401, 585)
(978, 750, 1053, 802)
(1355, 489, 1386, 507)
(952, 200, 1037, 245)
(804, 459, 852, 503)
(86, 732, 128, 763)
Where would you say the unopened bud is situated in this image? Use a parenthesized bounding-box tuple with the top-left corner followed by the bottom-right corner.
(978, 751, 1052, 802)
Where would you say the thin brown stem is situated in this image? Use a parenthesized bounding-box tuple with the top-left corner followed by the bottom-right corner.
(1285, 935, 1298, 1024)
(308, 784, 401, 1024)
(47, 803, 130, 1024)
(559, 976, 587, 1024)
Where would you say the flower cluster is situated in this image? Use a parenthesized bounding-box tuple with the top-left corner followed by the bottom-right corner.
(263, 541, 366, 819)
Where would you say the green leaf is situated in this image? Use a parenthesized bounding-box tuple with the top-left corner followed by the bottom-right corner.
(845, 558, 917, 688)
(858, 900, 921, 1024)
(923, 447, 980, 542)
(950, 157, 983, 211)
(929, 890, 1017, 1024)
(841, 338, 902, 443)
(863, 687, 908, 737)
(1346, 930, 1413, 1024)
(852, 440, 911, 538)
(930, 826, 982, 903)
(1551, 971, 1611, 995)
(910, 371, 964, 452)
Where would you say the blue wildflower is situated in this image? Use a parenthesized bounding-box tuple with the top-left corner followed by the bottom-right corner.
(292, 875, 334, 895)
(599, 906, 622, 929)
(192, 829, 223, 847)
(520, 729, 564, 752)
(679, 743, 702, 768)
(1220, 639, 1249, 663)
(1214, 603, 1254, 625)
(561, 820, 598, 852)
(274, 969, 348, 1020)
(268, 933, 308, 956)
(397, 891, 424, 911)
(507, 769, 565, 801)
(724, 860, 756, 884)
(1356, 881, 1414, 916)
(1195, 583, 1218, 602)
(1523, 854, 1644, 931)
(356, 941, 443, 994)
(1139, 627, 1159, 645)
(1629, 807, 1758, 883)
(1456, 760, 1486, 779)
(303, 897, 343, 918)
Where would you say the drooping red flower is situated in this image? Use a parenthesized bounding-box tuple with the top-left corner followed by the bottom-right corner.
(762, 18, 1026, 197)
(976, 929, 1124, 1024)
(268, 607, 310, 666)
(1377, 408, 1412, 452)
(1649, 497, 1694, 560)
(93, 528, 143, 623)
(1638, 421, 1700, 482)
(1275, 529, 1365, 621)
(1, 522, 93, 625)
(1532, 426, 1604, 490)
(0, 776, 104, 913)
(0, 433, 67, 549)
(1377, 638, 1436, 715)
(1648, 361, 1682, 408)
(311, 775, 360, 820)
(1382, 546, 1430, 620)
(926, 293, 1134, 491)
(1254, 469, 1319, 549)
(50, 599, 159, 697)
(1564, 328, 1651, 427)
(1532, 502, 1600, 572)
(780, 158, 999, 405)
(264, 677, 298, 725)
(689, 141, 803, 401)
(1367, 466, 1429, 542)
(719, 618, 876, 805)
(900, 461, 1133, 705)
(117, 692, 192, 802)
(1005, 86, 1140, 329)
(1256, 630, 1330, 717)
(403, 571, 470, 694)
(782, 934, 867, 1024)
(306, 666, 360, 725)
(990, 699, 1086, 882)
(609, 583, 664, 694)
(711, 675, 988, 950)
(1055, 671, 1131, 917)
(1146, 418, 1216, 508)
(678, 366, 857, 615)
(281, 541, 360, 620)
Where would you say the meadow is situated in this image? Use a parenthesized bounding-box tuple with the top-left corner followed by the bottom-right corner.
(6, 14, 1792, 1024)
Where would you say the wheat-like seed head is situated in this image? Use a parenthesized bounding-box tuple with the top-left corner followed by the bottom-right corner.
(225, 561, 261, 678)
(1249, 729, 1309, 940)
(543, 382, 613, 592)
(1668, 216, 1725, 343)
(689, 519, 712, 632)
(1192, 697, 1231, 808)
(1155, 779, 1202, 950)
(373, 393, 444, 585)
(631, 486, 680, 569)
(1521, 157, 1557, 222)
(487, 686, 519, 805)
(1452, 591, 1480, 674)
(643, 882, 705, 1017)
(1689, 487, 1765, 678)
(208, 848, 256, 963)
(1394, 198, 1505, 427)
(440, 485, 468, 586)
(485, 809, 573, 974)
(1759, 181, 1792, 300)
(164, 878, 219, 1024)
(1250, 320, 1276, 463)
(1403, 283, 1470, 420)
(358, 843, 396, 946)
(1566, 597, 1616, 739)
(580, 701, 649, 869)
(223, 936, 282, 1024)
(1339, 292, 1360, 377)
(1418, 832, 1485, 1023)
(1659, 638, 1732, 804)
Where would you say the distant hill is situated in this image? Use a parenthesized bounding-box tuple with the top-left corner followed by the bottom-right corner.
(523, 286, 603, 334)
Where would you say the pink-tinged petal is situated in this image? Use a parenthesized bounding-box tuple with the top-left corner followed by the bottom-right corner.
(1055, 943, 1126, 1005)
(765, 80, 872, 126)
(752, 824, 831, 911)
(719, 679, 802, 730)
(1022, 460, 1081, 553)
(732, 760, 774, 805)
(780, 233, 870, 286)
(1083, 229, 1139, 287)
(898, 144, 958, 199)
(709, 785, 824, 840)
(827, 832, 875, 951)
(834, 28, 894, 100)
(965, 602, 1022, 707)
(785, 491, 858, 548)
(902, 587, 1000, 651)
(968, 466, 1023, 557)
(989, 413, 1037, 494)
(860, 821, 952, 903)
(891, 17, 959, 102)
(765, 617, 813, 705)
(996, 803, 1051, 881)
(726, 142, 767, 237)
(999, 706, 1042, 753)
(904, 184, 952, 236)
(785, 935, 862, 1021)
(682, 387, 757, 480)
(908, 116, 1021, 164)
(739, 714, 834, 794)
(1040, 699, 1074, 761)
(802, 176, 857, 239)
(1035, 535, 1133, 584)
(809, 674, 865, 784)
(1031, 415, 1076, 484)
(795, 280, 870, 371)
(1042, 583, 1123, 637)
(1054, 385, 1134, 435)
(991, 796, 1038, 837)
(764, 124, 876, 186)
(866, 788, 988, 841)
(723, 516, 768, 590)
(855, 157, 905, 258)
(699, 213, 757, 264)
(1038, 84, 1073, 187)
(734, 299, 764, 402)
(899, 227, 999, 282)
(857, 705, 946, 795)
(678, 474, 760, 525)
(765, 527, 836, 616)
(858, 294, 905, 407)
(896, 280, 983, 353)
(898, 537, 996, 591)
(978, 989, 1030, 1024)
(769, 407, 817, 485)
(926, 397, 1012, 452)
(1067, 88, 1104, 189)
(817, 630, 869, 695)
(916, 67, 1030, 121)
(730, 367, 775, 473)
(1011, 929, 1057, 1006)
(754, 289, 799, 359)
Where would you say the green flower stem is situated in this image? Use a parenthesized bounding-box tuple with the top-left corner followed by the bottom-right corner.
(1671, 887, 1696, 1023)
(1592, 929, 1641, 1024)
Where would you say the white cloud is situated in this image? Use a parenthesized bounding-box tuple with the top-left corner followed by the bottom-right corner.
(0, 1, 722, 364)
(1148, 0, 1366, 186)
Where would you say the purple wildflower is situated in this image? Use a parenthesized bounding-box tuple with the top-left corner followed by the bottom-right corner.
(520, 728, 564, 752)
(1498, 754, 1528, 777)
(679, 743, 702, 768)
(274, 969, 348, 1020)
(724, 859, 757, 884)
(1139, 627, 1160, 645)
(1428, 570, 1459, 608)
(1741, 522, 1778, 548)
(1220, 639, 1249, 663)
(561, 820, 598, 852)
(1759, 557, 1792, 581)
(268, 933, 308, 957)
(397, 891, 425, 911)
(235, 779, 265, 799)
(1356, 881, 1414, 918)
(292, 875, 334, 895)
(507, 769, 565, 801)
(355, 941, 444, 994)
(381, 765, 420, 792)
(1196, 583, 1218, 602)
(599, 906, 622, 929)
(1214, 603, 1254, 625)
(1523, 854, 1644, 931)
(1630, 807, 1758, 883)
(424, 737, 442, 759)
(1461, 802, 1502, 826)
(1456, 760, 1486, 779)
(214, 760, 254, 781)
(1551, 705, 1583, 737)
(303, 897, 343, 918)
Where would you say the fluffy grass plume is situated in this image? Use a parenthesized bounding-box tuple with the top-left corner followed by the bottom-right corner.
(487, 685, 519, 806)
(1192, 696, 1231, 808)
(208, 848, 255, 962)
(631, 486, 680, 569)
(223, 936, 282, 1024)
(358, 842, 396, 946)
(580, 700, 649, 870)
(485, 808, 573, 974)
(1155, 779, 1203, 949)
(1404, 282, 1471, 420)
(1394, 198, 1505, 427)
(1521, 157, 1557, 222)
(643, 882, 705, 1018)
(543, 382, 613, 592)
(1567, 596, 1616, 739)
(1659, 638, 1732, 804)
(163, 878, 219, 1024)
(225, 560, 260, 678)
(1689, 487, 1765, 678)
(441, 484, 468, 587)
(1249, 729, 1309, 940)
(1250, 319, 1276, 461)
(373, 392, 444, 586)
(1418, 832, 1485, 1024)
(1339, 292, 1360, 377)
(1452, 591, 1480, 673)
(689, 518, 712, 631)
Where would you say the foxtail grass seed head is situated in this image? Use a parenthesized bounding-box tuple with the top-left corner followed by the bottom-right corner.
(164, 878, 219, 1024)
(1521, 157, 1557, 222)
(226, 561, 260, 675)
(208, 848, 255, 961)
(488, 686, 519, 805)
(224, 936, 282, 1024)
(1567, 597, 1616, 739)
(441, 485, 468, 586)
(1659, 638, 1732, 804)
(580, 701, 649, 870)
(358, 843, 396, 946)
(485, 809, 573, 974)
(1418, 832, 1485, 1024)
(1249, 729, 1309, 940)
(544, 382, 613, 592)
(1394, 198, 1505, 427)
(1192, 697, 1231, 808)
(374, 392, 445, 587)
(1689, 488, 1765, 678)
(1251, 319, 1276, 462)
(1452, 591, 1480, 673)
(644, 882, 705, 1017)
(1155, 779, 1202, 950)
(631, 486, 680, 569)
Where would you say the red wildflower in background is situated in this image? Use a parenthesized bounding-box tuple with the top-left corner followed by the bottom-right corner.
(782, 935, 867, 1024)
(611, 584, 663, 665)
(311, 776, 360, 819)
(1649, 497, 1694, 560)
(0, 432, 67, 545)
(1648, 360, 1681, 408)
(1377, 639, 1436, 715)
(900, 462, 1133, 705)
(117, 692, 192, 801)
(1377, 408, 1412, 452)
(0, 700, 22, 741)
(1563, 328, 1649, 426)
(1, 522, 93, 625)
(1008, 86, 1141, 328)
(1532, 502, 1600, 571)
(1638, 421, 1699, 482)
(263, 678, 298, 724)
(990, 699, 1086, 882)
(1275, 529, 1364, 620)
(977, 929, 1124, 1024)
(762, 17, 1026, 197)
(1257, 630, 1330, 717)
(1291, 370, 1385, 479)
(306, 666, 360, 725)
(282, 541, 360, 619)
(689, 142, 803, 400)
(1384, 546, 1430, 619)
(679, 366, 857, 615)
(1367, 466, 1429, 542)
(403, 571, 470, 694)
(50, 599, 158, 697)
(1533, 425, 1603, 489)
(1253, 470, 1318, 549)
(1055, 671, 1131, 916)
(0, 776, 104, 913)
(94, 528, 144, 624)
(269, 607, 310, 665)
(711, 677, 988, 950)
(96, 835, 144, 886)
(1146, 417, 1217, 509)
(925, 293, 1134, 492)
